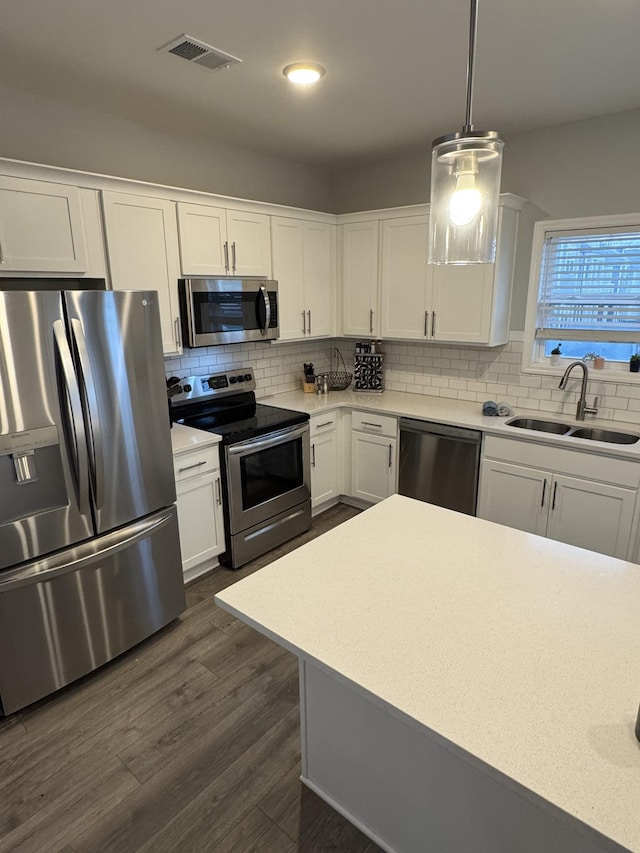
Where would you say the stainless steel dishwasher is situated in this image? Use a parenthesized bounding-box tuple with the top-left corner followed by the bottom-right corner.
(398, 419, 482, 515)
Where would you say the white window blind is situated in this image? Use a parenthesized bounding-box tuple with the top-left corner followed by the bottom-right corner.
(535, 228, 640, 343)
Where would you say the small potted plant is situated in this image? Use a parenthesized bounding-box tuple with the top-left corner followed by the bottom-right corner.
(550, 343, 562, 366)
(630, 351, 640, 373)
(583, 351, 605, 370)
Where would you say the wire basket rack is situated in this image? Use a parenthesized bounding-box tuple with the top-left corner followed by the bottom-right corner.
(326, 348, 352, 391)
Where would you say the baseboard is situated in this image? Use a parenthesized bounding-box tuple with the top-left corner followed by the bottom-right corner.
(183, 557, 219, 585)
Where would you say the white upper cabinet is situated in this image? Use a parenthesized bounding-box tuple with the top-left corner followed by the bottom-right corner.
(380, 216, 430, 340)
(340, 196, 524, 346)
(426, 204, 519, 346)
(428, 262, 495, 344)
(102, 192, 182, 356)
(0, 177, 88, 273)
(176, 203, 227, 275)
(341, 221, 380, 337)
(177, 202, 271, 278)
(272, 216, 333, 340)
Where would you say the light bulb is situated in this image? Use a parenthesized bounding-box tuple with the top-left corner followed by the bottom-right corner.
(449, 172, 482, 227)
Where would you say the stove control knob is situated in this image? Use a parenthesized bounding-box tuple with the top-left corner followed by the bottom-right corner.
(237, 375, 245, 382)
(183, 384, 192, 393)
(244, 373, 252, 381)
(229, 376, 237, 384)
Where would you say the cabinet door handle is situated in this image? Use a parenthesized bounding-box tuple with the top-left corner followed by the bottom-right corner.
(302, 311, 306, 334)
(231, 241, 237, 273)
(388, 443, 393, 468)
(552, 481, 558, 511)
(541, 478, 547, 508)
(0, 238, 4, 264)
(174, 317, 182, 350)
(316, 420, 334, 428)
(215, 476, 222, 505)
(431, 311, 436, 338)
(369, 308, 374, 334)
(223, 241, 229, 273)
(424, 310, 429, 337)
(178, 460, 207, 473)
(361, 421, 382, 429)
(308, 310, 312, 334)
(311, 443, 316, 467)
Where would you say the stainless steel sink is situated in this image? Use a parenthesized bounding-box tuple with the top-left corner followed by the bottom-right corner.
(506, 417, 572, 435)
(567, 427, 640, 444)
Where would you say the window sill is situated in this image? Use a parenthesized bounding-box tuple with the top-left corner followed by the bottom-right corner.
(521, 362, 640, 385)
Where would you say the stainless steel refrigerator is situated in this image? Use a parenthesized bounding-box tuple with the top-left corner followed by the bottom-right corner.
(0, 289, 186, 714)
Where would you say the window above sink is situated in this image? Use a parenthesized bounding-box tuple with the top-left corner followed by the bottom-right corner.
(522, 213, 640, 381)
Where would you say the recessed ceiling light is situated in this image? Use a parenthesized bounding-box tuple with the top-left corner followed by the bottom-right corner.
(283, 63, 325, 86)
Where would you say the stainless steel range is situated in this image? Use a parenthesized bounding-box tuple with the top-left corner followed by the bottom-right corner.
(170, 369, 311, 568)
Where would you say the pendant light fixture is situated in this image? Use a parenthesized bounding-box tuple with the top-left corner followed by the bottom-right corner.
(429, 0, 504, 265)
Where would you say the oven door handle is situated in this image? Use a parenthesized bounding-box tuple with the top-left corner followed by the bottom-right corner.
(259, 285, 271, 337)
(227, 423, 308, 457)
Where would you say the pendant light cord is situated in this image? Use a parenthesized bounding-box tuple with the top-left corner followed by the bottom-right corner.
(463, 0, 478, 133)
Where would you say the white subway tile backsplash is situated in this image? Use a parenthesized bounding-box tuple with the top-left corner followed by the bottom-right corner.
(165, 334, 639, 425)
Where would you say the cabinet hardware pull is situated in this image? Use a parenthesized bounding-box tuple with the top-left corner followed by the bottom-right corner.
(369, 308, 374, 334)
(541, 479, 547, 507)
(231, 241, 237, 273)
(215, 476, 222, 504)
(178, 460, 207, 473)
(308, 310, 312, 334)
(388, 443, 393, 468)
(302, 311, 306, 334)
(174, 317, 182, 350)
(0, 238, 4, 264)
(316, 420, 334, 428)
(311, 443, 316, 467)
(431, 312, 436, 338)
(362, 421, 382, 428)
(424, 310, 429, 337)
(552, 481, 558, 511)
(223, 241, 229, 273)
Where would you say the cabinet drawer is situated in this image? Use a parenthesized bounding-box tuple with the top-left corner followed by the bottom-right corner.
(351, 410, 397, 438)
(311, 411, 339, 436)
(173, 447, 219, 483)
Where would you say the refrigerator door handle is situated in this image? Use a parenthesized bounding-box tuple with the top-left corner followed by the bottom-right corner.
(70, 318, 105, 510)
(0, 510, 176, 591)
(52, 320, 91, 518)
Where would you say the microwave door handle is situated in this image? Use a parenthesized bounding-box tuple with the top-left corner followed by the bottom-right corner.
(260, 285, 271, 337)
(53, 319, 91, 518)
(70, 318, 105, 510)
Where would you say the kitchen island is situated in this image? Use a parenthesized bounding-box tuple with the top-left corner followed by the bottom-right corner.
(215, 495, 640, 853)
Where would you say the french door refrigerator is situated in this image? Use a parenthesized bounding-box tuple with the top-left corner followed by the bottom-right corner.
(0, 290, 185, 714)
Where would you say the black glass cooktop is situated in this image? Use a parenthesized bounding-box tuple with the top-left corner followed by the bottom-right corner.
(179, 403, 308, 444)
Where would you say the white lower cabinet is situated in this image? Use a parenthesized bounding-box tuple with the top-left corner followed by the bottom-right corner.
(310, 412, 341, 511)
(350, 411, 398, 504)
(478, 437, 639, 560)
(173, 444, 225, 582)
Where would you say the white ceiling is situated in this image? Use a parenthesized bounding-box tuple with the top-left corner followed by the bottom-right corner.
(2, 0, 640, 169)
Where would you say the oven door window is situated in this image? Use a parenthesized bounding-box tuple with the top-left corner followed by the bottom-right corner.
(240, 437, 304, 510)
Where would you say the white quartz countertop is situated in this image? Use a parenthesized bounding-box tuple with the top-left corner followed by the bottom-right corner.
(216, 495, 640, 852)
(170, 422, 221, 455)
(262, 389, 640, 461)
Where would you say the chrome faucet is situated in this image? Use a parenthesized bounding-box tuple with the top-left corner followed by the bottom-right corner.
(558, 360, 598, 421)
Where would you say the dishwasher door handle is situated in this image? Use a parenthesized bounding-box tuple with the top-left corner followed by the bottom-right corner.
(399, 418, 482, 444)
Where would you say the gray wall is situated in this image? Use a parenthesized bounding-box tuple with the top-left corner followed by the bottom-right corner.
(329, 107, 640, 219)
(0, 83, 332, 211)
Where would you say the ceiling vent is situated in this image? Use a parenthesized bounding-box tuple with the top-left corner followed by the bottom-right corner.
(159, 35, 242, 72)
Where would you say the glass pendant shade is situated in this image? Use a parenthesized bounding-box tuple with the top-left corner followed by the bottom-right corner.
(429, 132, 504, 265)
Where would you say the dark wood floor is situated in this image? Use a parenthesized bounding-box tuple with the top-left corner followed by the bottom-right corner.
(0, 503, 382, 853)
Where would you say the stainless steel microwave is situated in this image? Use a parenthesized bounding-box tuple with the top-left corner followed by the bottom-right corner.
(179, 278, 279, 347)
